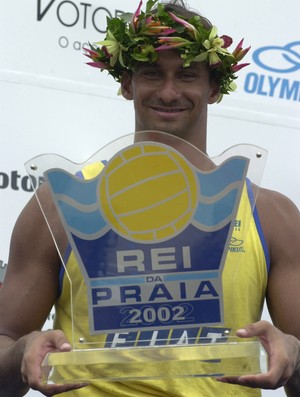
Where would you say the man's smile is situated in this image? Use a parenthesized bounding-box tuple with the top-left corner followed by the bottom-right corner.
(151, 106, 186, 113)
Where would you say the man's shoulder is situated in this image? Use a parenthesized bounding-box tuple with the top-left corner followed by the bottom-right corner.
(257, 186, 298, 214)
(256, 186, 300, 257)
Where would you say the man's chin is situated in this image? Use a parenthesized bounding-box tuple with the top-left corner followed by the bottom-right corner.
(142, 126, 183, 137)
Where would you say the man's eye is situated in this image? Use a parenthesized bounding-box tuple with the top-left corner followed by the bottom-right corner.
(143, 71, 161, 79)
(179, 73, 197, 81)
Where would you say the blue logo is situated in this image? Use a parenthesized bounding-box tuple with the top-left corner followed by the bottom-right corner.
(244, 41, 300, 101)
(252, 41, 300, 74)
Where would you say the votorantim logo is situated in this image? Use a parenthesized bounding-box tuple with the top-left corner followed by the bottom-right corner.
(0, 171, 44, 192)
(37, 0, 124, 33)
(244, 41, 300, 101)
(36, 0, 125, 52)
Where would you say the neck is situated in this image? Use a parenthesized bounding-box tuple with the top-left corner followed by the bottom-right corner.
(134, 127, 207, 155)
(186, 129, 207, 155)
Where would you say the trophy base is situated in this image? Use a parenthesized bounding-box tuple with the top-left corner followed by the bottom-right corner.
(42, 338, 268, 384)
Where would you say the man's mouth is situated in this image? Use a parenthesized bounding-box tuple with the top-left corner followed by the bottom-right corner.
(151, 106, 185, 113)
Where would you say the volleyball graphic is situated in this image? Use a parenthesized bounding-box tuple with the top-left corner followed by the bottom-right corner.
(98, 143, 198, 242)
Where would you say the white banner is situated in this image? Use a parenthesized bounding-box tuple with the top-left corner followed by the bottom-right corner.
(1, 1, 299, 396)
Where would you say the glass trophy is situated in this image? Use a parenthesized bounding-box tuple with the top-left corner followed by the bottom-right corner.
(25, 131, 268, 384)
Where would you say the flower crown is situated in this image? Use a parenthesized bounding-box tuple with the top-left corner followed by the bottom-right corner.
(84, 0, 250, 102)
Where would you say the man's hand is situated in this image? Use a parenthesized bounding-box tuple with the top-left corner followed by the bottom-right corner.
(20, 330, 88, 396)
(217, 320, 300, 392)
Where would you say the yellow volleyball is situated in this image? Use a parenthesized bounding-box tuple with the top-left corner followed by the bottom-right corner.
(99, 143, 198, 242)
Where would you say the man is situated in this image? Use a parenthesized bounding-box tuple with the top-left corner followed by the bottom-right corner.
(1, 1, 300, 396)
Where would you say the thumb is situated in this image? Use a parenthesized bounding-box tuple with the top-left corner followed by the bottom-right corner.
(47, 329, 72, 352)
(236, 320, 274, 340)
(59, 341, 72, 352)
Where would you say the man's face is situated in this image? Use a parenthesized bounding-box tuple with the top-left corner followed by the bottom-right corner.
(121, 50, 219, 149)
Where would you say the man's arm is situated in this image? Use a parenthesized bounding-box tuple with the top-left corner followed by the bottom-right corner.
(0, 331, 86, 397)
(261, 190, 300, 395)
(218, 188, 300, 394)
(0, 334, 29, 397)
(0, 190, 86, 396)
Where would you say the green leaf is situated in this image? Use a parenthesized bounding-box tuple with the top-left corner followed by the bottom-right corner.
(146, 0, 159, 13)
(120, 12, 133, 23)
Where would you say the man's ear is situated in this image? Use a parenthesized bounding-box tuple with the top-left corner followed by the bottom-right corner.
(120, 71, 133, 100)
(208, 80, 221, 104)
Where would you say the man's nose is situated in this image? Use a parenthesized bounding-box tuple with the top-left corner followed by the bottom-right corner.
(157, 77, 181, 103)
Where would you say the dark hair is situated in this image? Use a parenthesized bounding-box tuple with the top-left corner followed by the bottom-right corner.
(159, 0, 213, 30)
(153, 1, 219, 86)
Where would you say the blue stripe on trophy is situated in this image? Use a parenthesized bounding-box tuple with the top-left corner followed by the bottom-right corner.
(194, 188, 240, 227)
(46, 169, 98, 205)
(197, 157, 247, 196)
(57, 200, 107, 234)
